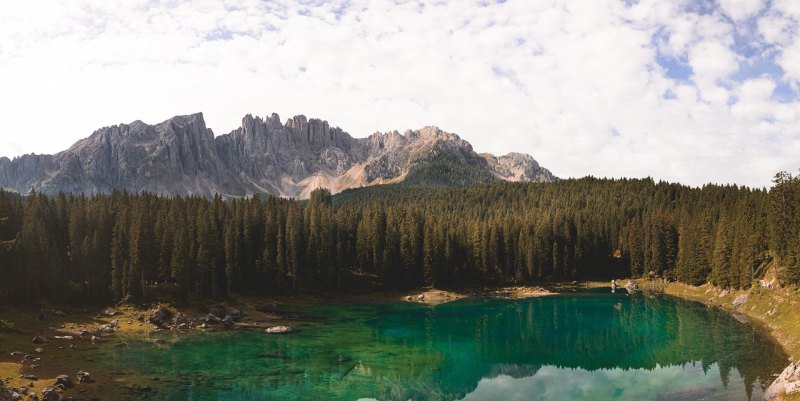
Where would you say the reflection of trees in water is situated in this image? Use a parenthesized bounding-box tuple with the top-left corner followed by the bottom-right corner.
(101, 296, 787, 401)
(367, 294, 786, 400)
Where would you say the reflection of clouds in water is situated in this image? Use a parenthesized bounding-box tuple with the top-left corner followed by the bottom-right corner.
(458, 364, 757, 401)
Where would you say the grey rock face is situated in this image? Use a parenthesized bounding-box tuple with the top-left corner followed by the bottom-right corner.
(766, 362, 800, 400)
(0, 112, 557, 198)
(480, 152, 557, 182)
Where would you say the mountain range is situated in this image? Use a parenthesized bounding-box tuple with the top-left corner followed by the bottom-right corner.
(0, 112, 556, 198)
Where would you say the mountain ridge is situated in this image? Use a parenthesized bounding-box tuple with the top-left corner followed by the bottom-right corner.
(0, 112, 556, 198)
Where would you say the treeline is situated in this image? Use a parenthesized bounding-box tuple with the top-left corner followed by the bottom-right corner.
(0, 174, 799, 304)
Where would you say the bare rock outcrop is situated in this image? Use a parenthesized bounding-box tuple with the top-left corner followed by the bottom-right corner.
(0, 112, 556, 198)
(766, 362, 800, 400)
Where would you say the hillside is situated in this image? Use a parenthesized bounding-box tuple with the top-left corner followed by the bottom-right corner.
(1, 175, 798, 304)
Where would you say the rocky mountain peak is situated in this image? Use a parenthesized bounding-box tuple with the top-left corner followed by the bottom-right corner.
(0, 111, 557, 198)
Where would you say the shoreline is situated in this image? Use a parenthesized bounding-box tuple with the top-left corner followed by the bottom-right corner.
(648, 281, 800, 360)
(0, 283, 574, 398)
(5, 280, 796, 399)
(639, 279, 800, 401)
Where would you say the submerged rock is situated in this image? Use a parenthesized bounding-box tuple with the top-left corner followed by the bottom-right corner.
(766, 362, 800, 400)
(76, 371, 94, 384)
(265, 326, 293, 334)
(124, 384, 151, 393)
(54, 375, 72, 389)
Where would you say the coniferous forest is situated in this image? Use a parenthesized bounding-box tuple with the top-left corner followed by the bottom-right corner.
(0, 173, 798, 305)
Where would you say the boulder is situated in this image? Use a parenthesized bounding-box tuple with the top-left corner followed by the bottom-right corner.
(0, 380, 12, 401)
(147, 307, 174, 327)
(75, 371, 94, 384)
(171, 313, 188, 326)
(54, 375, 72, 389)
(766, 362, 800, 400)
(202, 314, 222, 325)
(0, 389, 17, 401)
(222, 316, 235, 329)
(732, 294, 748, 309)
(624, 280, 638, 294)
(208, 307, 227, 320)
(31, 337, 49, 345)
(40, 388, 60, 401)
(264, 326, 293, 334)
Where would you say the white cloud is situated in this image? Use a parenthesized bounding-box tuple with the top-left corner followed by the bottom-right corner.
(719, 0, 764, 21)
(778, 40, 800, 85)
(731, 77, 775, 121)
(0, 0, 798, 188)
(757, 12, 795, 45)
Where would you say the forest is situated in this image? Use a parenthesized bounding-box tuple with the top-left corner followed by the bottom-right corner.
(0, 173, 798, 304)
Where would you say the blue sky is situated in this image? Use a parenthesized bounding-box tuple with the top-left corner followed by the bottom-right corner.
(0, 0, 799, 187)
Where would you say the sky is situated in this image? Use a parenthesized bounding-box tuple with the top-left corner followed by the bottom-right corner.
(0, 0, 799, 188)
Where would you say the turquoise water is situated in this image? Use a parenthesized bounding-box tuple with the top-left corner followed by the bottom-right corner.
(99, 290, 787, 400)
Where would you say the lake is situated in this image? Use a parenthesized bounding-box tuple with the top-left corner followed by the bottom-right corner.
(93, 289, 787, 400)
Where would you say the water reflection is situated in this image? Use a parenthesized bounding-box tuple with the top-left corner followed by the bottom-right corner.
(99, 291, 786, 401)
(361, 291, 786, 400)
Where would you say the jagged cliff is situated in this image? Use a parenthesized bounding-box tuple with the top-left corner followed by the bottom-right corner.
(0, 112, 556, 198)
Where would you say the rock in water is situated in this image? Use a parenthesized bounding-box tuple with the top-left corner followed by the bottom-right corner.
(54, 375, 72, 389)
(264, 326, 293, 334)
(76, 371, 94, 384)
(766, 362, 800, 399)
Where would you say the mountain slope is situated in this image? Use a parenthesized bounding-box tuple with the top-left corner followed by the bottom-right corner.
(0, 112, 556, 198)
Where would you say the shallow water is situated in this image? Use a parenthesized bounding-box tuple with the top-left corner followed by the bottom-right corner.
(96, 290, 787, 400)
